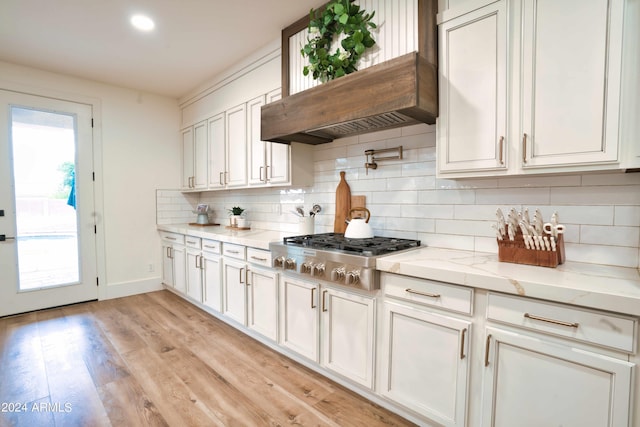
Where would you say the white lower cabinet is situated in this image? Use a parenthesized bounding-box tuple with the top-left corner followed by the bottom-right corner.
(202, 239, 222, 312)
(160, 232, 186, 294)
(482, 327, 633, 427)
(279, 276, 320, 362)
(379, 273, 473, 426)
(279, 275, 376, 388)
(321, 287, 376, 389)
(247, 264, 279, 341)
(481, 293, 636, 427)
(185, 237, 203, 302)
(222, 258, 247, 326)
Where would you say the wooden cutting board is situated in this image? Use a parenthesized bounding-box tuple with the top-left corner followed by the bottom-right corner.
(334, 171, 351, 233)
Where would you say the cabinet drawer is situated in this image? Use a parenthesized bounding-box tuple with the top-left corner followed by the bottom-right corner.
(160, 231, 184, 245)
(247, 248, 272, 267)
(184, 236, 201, 249)
(223, 243, 246, 260)
(487, 293, 637, 353)
(201, 239, 221, 254)
(382, 273, 473, 315)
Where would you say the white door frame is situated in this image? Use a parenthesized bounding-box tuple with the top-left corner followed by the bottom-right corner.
(0, 85, 106, 315)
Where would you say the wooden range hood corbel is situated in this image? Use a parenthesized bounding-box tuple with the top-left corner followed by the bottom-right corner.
(261, 0, 438, 145)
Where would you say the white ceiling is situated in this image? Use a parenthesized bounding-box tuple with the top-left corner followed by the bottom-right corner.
(0, 0, 326, 99)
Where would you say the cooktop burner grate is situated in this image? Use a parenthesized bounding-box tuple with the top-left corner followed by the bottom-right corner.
(282, 233, 420, 256)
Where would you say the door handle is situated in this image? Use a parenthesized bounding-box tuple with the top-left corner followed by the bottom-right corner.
(0, 235, 16, 242)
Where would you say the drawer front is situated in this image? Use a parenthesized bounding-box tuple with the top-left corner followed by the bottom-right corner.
(201, 239, 221, 254)
(246, 248, 272, 268)
(184, 236, 201, 249)
(223, 243, 246, 260)
(382, 273, 473, 315)
(160, 231, 184, 245)
(487, 293, 637, 352)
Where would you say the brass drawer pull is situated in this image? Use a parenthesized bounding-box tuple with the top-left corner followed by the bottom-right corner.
(524, 313, 579, 328)
(250, 256, 268, 262)
(311, 287, 317, 309)
(484, 334, 492, 367)
(460, 328, 467, 360)
(522, 133, 527, 164)
(498, 136, 504, 165)
(406, 288, 440, 298)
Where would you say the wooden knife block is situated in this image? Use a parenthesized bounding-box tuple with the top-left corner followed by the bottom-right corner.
(497, 225, 565, 268)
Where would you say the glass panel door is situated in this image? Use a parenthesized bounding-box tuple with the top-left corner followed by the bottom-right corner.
(11, 107, 80, 290)
(0, 90, 97, 317)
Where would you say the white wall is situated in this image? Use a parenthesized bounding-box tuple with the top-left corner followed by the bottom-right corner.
(0, 61, 181, 298)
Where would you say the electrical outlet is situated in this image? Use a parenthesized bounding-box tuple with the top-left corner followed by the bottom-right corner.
(147, 263, 154, 272)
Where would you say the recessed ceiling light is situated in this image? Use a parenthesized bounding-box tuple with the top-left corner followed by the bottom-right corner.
(131, 14, 155, 32)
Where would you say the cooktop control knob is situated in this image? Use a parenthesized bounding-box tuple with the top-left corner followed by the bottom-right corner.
(274, 256, 285, 268)
(346, 270, 360, 285)
(284, 258, 296, 270)
(331, 267, 345, 282)
(301, 262, 313, 274)
(312, 263, 325, 277)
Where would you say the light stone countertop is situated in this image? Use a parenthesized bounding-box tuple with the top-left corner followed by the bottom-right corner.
(157, 223, 290, 250)
(377, 247, 640, 316)
(158, 224, 640, 316)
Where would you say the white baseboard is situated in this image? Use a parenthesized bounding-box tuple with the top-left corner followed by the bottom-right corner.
(104, 277, 163, 300)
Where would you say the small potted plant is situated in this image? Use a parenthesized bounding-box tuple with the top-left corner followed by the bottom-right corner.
(227, 206, 245, 227)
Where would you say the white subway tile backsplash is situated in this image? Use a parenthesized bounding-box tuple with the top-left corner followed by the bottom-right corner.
(615, 206, 640, 226)
(156, 128, 640, 268)
(581, 172, 640, 186)
(545, 205, 614, 226)
(497, 175, 582, 188)
(580, 225, 640, 247)
(476, 188, 550, 205)
(419, 189, 476, 204)
(564, 243, 639, 268)
(550, 185, 640, 205)
(436, 219, 496, 237)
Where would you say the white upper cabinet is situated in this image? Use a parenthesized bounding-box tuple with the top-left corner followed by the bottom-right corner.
(181, 120, 207, 190)
(248, 90, 292, 187)
(438, 0, 508, 173)
(519, 0, 624, 169)
(438, 0, 629, 177)
(207, 113, 226, 189)
(225, 103, 248, 188)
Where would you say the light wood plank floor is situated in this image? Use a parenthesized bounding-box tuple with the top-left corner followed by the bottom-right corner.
(0, 290, 415, 426)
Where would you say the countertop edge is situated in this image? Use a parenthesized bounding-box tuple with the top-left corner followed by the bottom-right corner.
(377, 247, 640, 317)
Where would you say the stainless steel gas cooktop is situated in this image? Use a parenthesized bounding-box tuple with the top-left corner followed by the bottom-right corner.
(270, 233, 421, 291)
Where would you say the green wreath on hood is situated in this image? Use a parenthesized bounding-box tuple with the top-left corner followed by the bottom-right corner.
(301, 0, 376, 83)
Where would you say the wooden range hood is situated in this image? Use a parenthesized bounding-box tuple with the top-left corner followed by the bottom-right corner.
(261, 0, 438, 145)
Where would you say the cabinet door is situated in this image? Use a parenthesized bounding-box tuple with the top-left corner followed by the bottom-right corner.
(222, 258, 247, 325)
(380, 302, 471, 427)
(192, 121, 208, 189)
(247, 266, 278, 341)
(208, 113, 226, 189)
(481, 327, 633, 427)
(172, 244, 186, 294)
(520, 0, 624, 168)
(181, 127, 194, 189)
(247, 95, 267, 185)
(225, 104, 247, 188)
(438, 0, 508, 174)
(321, 288, 375, 389)
(202, 252, 222, 312)
(185, 248, 203, 302)
(161, 244, 173, 287)
(264, 89, 290, 185)
(279, 276, 319, 362)
(266, 141, 290, 185)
